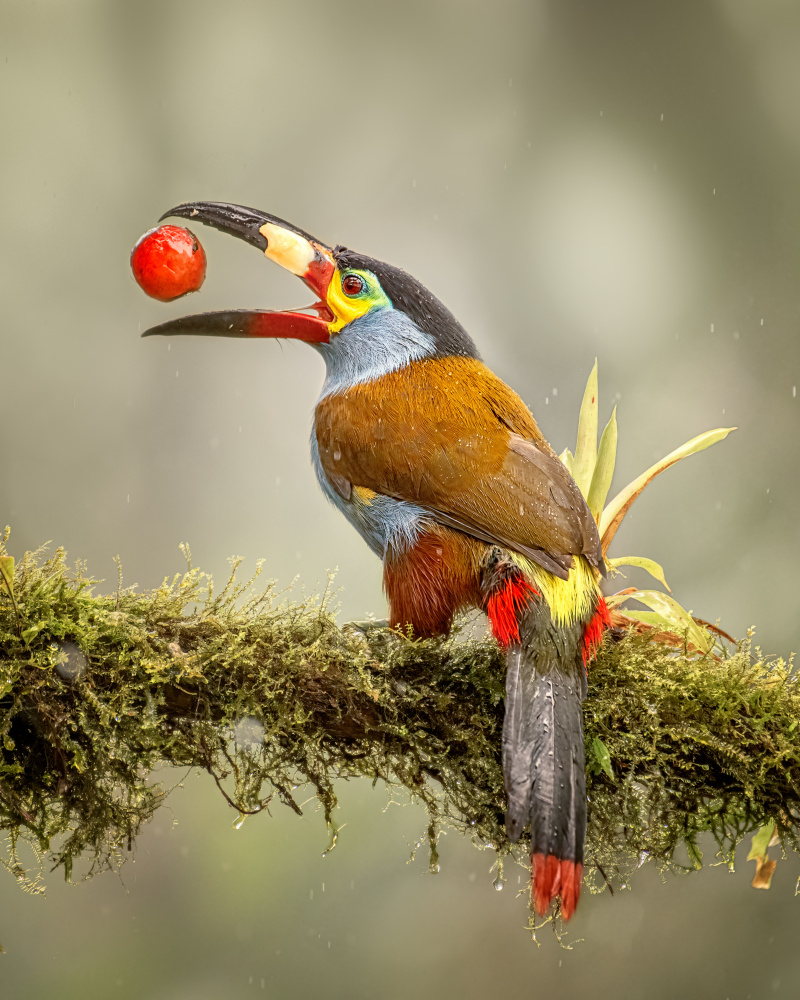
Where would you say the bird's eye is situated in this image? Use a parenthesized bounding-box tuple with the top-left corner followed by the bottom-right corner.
(342, 273, 365, 296)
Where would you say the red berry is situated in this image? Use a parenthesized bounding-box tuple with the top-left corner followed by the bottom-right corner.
(131, 225, 206, 301)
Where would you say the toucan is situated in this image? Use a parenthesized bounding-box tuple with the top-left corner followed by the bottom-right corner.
(143, 202, 611, 920)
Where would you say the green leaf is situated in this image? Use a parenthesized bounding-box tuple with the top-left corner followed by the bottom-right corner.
(609, 608, 666, 627)
(686, 839, 703, 869)
(592, 736, 614, 780)
(598, 427, 736, 553)
(21, 624, 44, 644)
(615, 589, 713, 653)
(587, 405, 618, 519)
(571, 360, 599, 498)
(747, 822, 776, 862)
(559, 447, 575, 474)
(607, 555, 671, 592)
(748, 822, 778, 888)
(0, 556, 14, 600)
(70, 745, 86, 773)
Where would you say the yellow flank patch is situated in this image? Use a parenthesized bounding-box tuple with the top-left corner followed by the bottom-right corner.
(352, 486, 377, 506)
(511, 553, 599, 625)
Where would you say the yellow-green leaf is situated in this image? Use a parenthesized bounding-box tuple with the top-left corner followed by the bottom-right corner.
(616, 589, 713, 652)
(571, 360, 599, 498)
(610, 608, 665, 626)
(598, 427, 736, 553)
(748, 822, 778, 890)
(587, 405, 617, 519)
(604, 591, 641, 610)
(591, 736, 614, 780)
(21, 624, 44, 644)
(0, 556, 14, 599)
(607, 555, 671, 592)
(686, 839, 703, 869)
(559, 447, 575, 475)
(747, 822, 776, 862)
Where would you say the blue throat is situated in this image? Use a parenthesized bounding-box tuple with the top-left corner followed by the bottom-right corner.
(313, 307, 437, 396)
(309, 306, 437, 559)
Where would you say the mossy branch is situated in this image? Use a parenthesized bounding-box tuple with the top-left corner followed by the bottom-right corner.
(1, 538, 798, 900)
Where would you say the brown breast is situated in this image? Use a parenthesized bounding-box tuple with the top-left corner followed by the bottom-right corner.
(314, 355, 602, 575)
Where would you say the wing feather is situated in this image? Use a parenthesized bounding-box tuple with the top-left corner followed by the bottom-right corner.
(314, 357, 604, 573)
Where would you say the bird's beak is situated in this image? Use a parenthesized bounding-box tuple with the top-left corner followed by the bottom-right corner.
(141, 201, 336, 343)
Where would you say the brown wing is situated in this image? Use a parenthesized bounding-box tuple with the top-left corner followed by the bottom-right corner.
(315, 356, 603, 579)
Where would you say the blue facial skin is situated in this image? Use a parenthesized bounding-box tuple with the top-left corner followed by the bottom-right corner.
(310, 306, 437, 559)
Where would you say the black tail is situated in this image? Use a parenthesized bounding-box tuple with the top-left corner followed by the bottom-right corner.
(503, 600, 587, 920)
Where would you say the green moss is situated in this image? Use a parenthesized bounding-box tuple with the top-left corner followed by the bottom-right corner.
(1, 536, 798, 904)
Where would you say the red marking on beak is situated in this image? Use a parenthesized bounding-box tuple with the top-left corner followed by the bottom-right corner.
(303, 251, 335, 305)
(247, 309, 331, 342)
(142, 308, 331, 343)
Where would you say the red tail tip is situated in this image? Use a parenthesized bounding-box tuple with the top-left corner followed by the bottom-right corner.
(532, 853, 583, 921)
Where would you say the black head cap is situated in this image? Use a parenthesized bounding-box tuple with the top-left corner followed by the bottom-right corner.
(333, 247, 480, 360)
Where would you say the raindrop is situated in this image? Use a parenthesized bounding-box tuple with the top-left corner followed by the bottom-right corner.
(53, 640, 87, 682)
(493, 877, 504, 891)
(233, 814, 246, 830)
(234, 716, 265, 749)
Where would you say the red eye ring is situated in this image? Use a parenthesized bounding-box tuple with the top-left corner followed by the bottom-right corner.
(342, 273, 365, 296)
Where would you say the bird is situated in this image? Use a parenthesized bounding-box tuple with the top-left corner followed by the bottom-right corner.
(142, 201, 611, 920)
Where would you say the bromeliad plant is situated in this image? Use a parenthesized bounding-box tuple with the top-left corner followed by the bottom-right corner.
(560, 361, 735, 653)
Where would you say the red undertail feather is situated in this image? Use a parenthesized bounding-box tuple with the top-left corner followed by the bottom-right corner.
(487, 576, 538, 648)
(532, 854, 583, 921)
(581, 596, 612, 666)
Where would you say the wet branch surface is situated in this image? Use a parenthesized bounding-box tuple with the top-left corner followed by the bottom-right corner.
(1, 543, 798, 905)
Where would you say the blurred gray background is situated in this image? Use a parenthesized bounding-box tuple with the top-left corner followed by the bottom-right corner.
(2, 0, 799, 996)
